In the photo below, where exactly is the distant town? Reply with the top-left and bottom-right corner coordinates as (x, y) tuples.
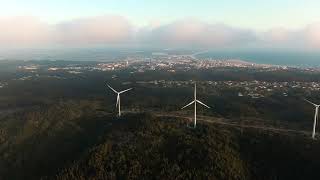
(17, 54), (319, 73)
(1, 55), (317, 100)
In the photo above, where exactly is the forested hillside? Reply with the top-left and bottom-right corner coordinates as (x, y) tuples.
(1, 101), (320, 179)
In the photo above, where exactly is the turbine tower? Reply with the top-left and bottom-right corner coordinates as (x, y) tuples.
(305, 99), (320, 139)
(181, 83), (210, 128)
(107, 84), (132, 117)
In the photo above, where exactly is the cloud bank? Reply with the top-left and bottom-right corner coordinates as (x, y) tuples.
(0, 15), (320, 49)
(138, 19), (256, 48)
(0, 16), (52, 46)
(55, 16), (133, 44)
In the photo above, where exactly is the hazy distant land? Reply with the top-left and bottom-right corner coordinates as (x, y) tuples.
(1, 48), (320, 67)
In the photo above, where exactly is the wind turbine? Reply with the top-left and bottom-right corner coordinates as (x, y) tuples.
(181, 83), (210, 128)
(305, 99), (320, 139)
(107, 84), (132, 117)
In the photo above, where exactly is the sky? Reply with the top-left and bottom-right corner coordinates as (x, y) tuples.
(0, 0), (320, 49)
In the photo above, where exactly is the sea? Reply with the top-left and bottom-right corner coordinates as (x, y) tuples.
(196, 50), (320, 68)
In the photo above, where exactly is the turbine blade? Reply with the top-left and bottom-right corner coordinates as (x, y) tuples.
(107, 84), (118, 93)
(305, 99), (318, 106)
(116, 94), (120, 107)
(181, 101), (195, 109)
(119, 88), (133, 94)
(196, 100), (210, 108)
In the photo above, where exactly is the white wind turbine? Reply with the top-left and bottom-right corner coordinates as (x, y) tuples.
(305, 99), (320, 139)
(107, 84), (132, 117)
(181, 83), (210, 128)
